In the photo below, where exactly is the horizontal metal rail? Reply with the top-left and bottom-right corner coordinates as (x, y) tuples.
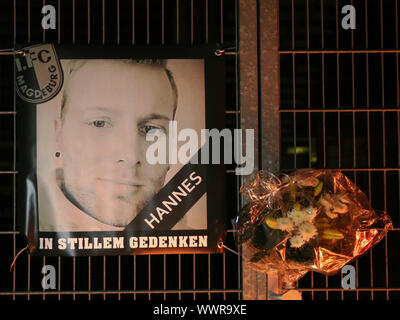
(0, 289), (242, 296)
(279, 50), (400, 54)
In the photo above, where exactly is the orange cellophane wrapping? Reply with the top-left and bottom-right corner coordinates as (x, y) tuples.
(235, 169), (393, 288)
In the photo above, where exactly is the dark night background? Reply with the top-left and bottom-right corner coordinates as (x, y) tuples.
(0, 0), (399, 300)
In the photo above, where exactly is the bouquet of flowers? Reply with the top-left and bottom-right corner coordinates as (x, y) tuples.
(234, 169), (392, 291)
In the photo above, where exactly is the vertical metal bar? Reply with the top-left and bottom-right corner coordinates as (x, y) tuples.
(103, 256), (106, 300)
(351, 0), (356, 170)
(337, 0), (341, 170)
(366, 0), (370, 198)
(148, 255), (151, 300)
(380, 0), (390, 301)
(43, 0), (46, 43)
(132, 0), (135, 44)
(321, 0), (326, 166)
(13, 0), (16, 45)
(118, 256), (121, 300)
(292, 0), (296, 170)
(369, 169), (373, 300)
(291, 0), (294, 50)
(321, 0), (328, 300)
(73, 0), (75, 44)
(43, 256), (46, 300)
(72, 0), (79, 302)
(366, 0), (371, 215)
(179, 254), (182, 300)
(306, 0), (314, 299)
(58, 0), (60, 43)
(205, 0), (208, 44)
(238, 242), (241, 299)
(28, 0), (30, 43)
(355, 257), (359, 299)
(381, 1), (385, 110)
(337, 59), (341, 168)
(396, 0), (399, 107)
(12, 0), (16, 301)
(223, 252), (226, 300)
(117, 0), (120, 45)
(306, 0), (309, 62)
(361, 42), (367, 301)
(27, 255), (31, 300)
(191, 0), (193, 44)
(58, 256), (61, 300)
(162, 0), (164, 45)
(235, 0), (241, 301)
(133, 255), (136, 300)
(381, 0), (386, 161)
(365, 4), (371, 299)
(239, 0), (265, 300)
(306, 0), (311, 163)
(259, 0), (281, 172)
(176, 0), (179, 44)
(163, 255), (167, 299)
(88, 256), (91, 300)
(336, 0), (339, 49)
(193, 254), (196, 299)
(365, 0), (372, 281)
(220, 0), (224, 44)
(88, 0), (90, 44)
(384, 169), (389, 299)
(102, 0), (105, 44)
(146, 0), (149, 45)
(208, 254), (211, 300)
(396, 6), (400, 290)
(380, 0), (384, 50)
(73, 257), (76, 300)
(260, 0), (282, 299)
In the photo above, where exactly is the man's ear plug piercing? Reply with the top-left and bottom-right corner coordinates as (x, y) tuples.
(55, 152), (61, 158)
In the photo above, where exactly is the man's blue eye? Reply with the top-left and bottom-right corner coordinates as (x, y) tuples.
(145, 126), (157, 133)
(88, 120), (111, 128)
(141, 125), (164, 135)
(93, 120), (105, 127)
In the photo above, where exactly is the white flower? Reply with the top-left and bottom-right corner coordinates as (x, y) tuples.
(319, 193), (349, 219)
(298, 222), (317, 242)
(276, 217), (294, 232)
(287, 208), (306, 225)
(287, 206), (317, 225)
(289, 235), (306, 248)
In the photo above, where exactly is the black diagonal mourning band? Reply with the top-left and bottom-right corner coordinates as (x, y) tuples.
(124, 149), (207, 231)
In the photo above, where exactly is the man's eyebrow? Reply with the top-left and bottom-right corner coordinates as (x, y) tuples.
(83, 106), (117, 113)
(137, 113), (170, 122)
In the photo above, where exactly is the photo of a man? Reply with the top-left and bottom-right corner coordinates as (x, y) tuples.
(37, 58), (207, 232)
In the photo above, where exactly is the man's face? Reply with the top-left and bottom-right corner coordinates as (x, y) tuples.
(57, 60), (174, 227)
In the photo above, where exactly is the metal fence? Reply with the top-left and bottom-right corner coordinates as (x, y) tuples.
(279, 0), (400, 300)
(0, 0), (242, 301)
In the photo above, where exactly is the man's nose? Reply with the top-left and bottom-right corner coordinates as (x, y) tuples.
(114, 132), (142, 167)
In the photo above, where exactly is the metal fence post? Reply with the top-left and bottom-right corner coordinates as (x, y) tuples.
(239, 0), (266, 300)
(258, 0), (287, 300)
(240, 0), (293, 300)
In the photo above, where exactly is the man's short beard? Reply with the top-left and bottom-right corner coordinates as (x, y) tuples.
(56, 167), (167, 228)
(60, 180), (157, 228)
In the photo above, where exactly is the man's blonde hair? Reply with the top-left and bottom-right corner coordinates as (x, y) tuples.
(60, 59), (178, 121)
